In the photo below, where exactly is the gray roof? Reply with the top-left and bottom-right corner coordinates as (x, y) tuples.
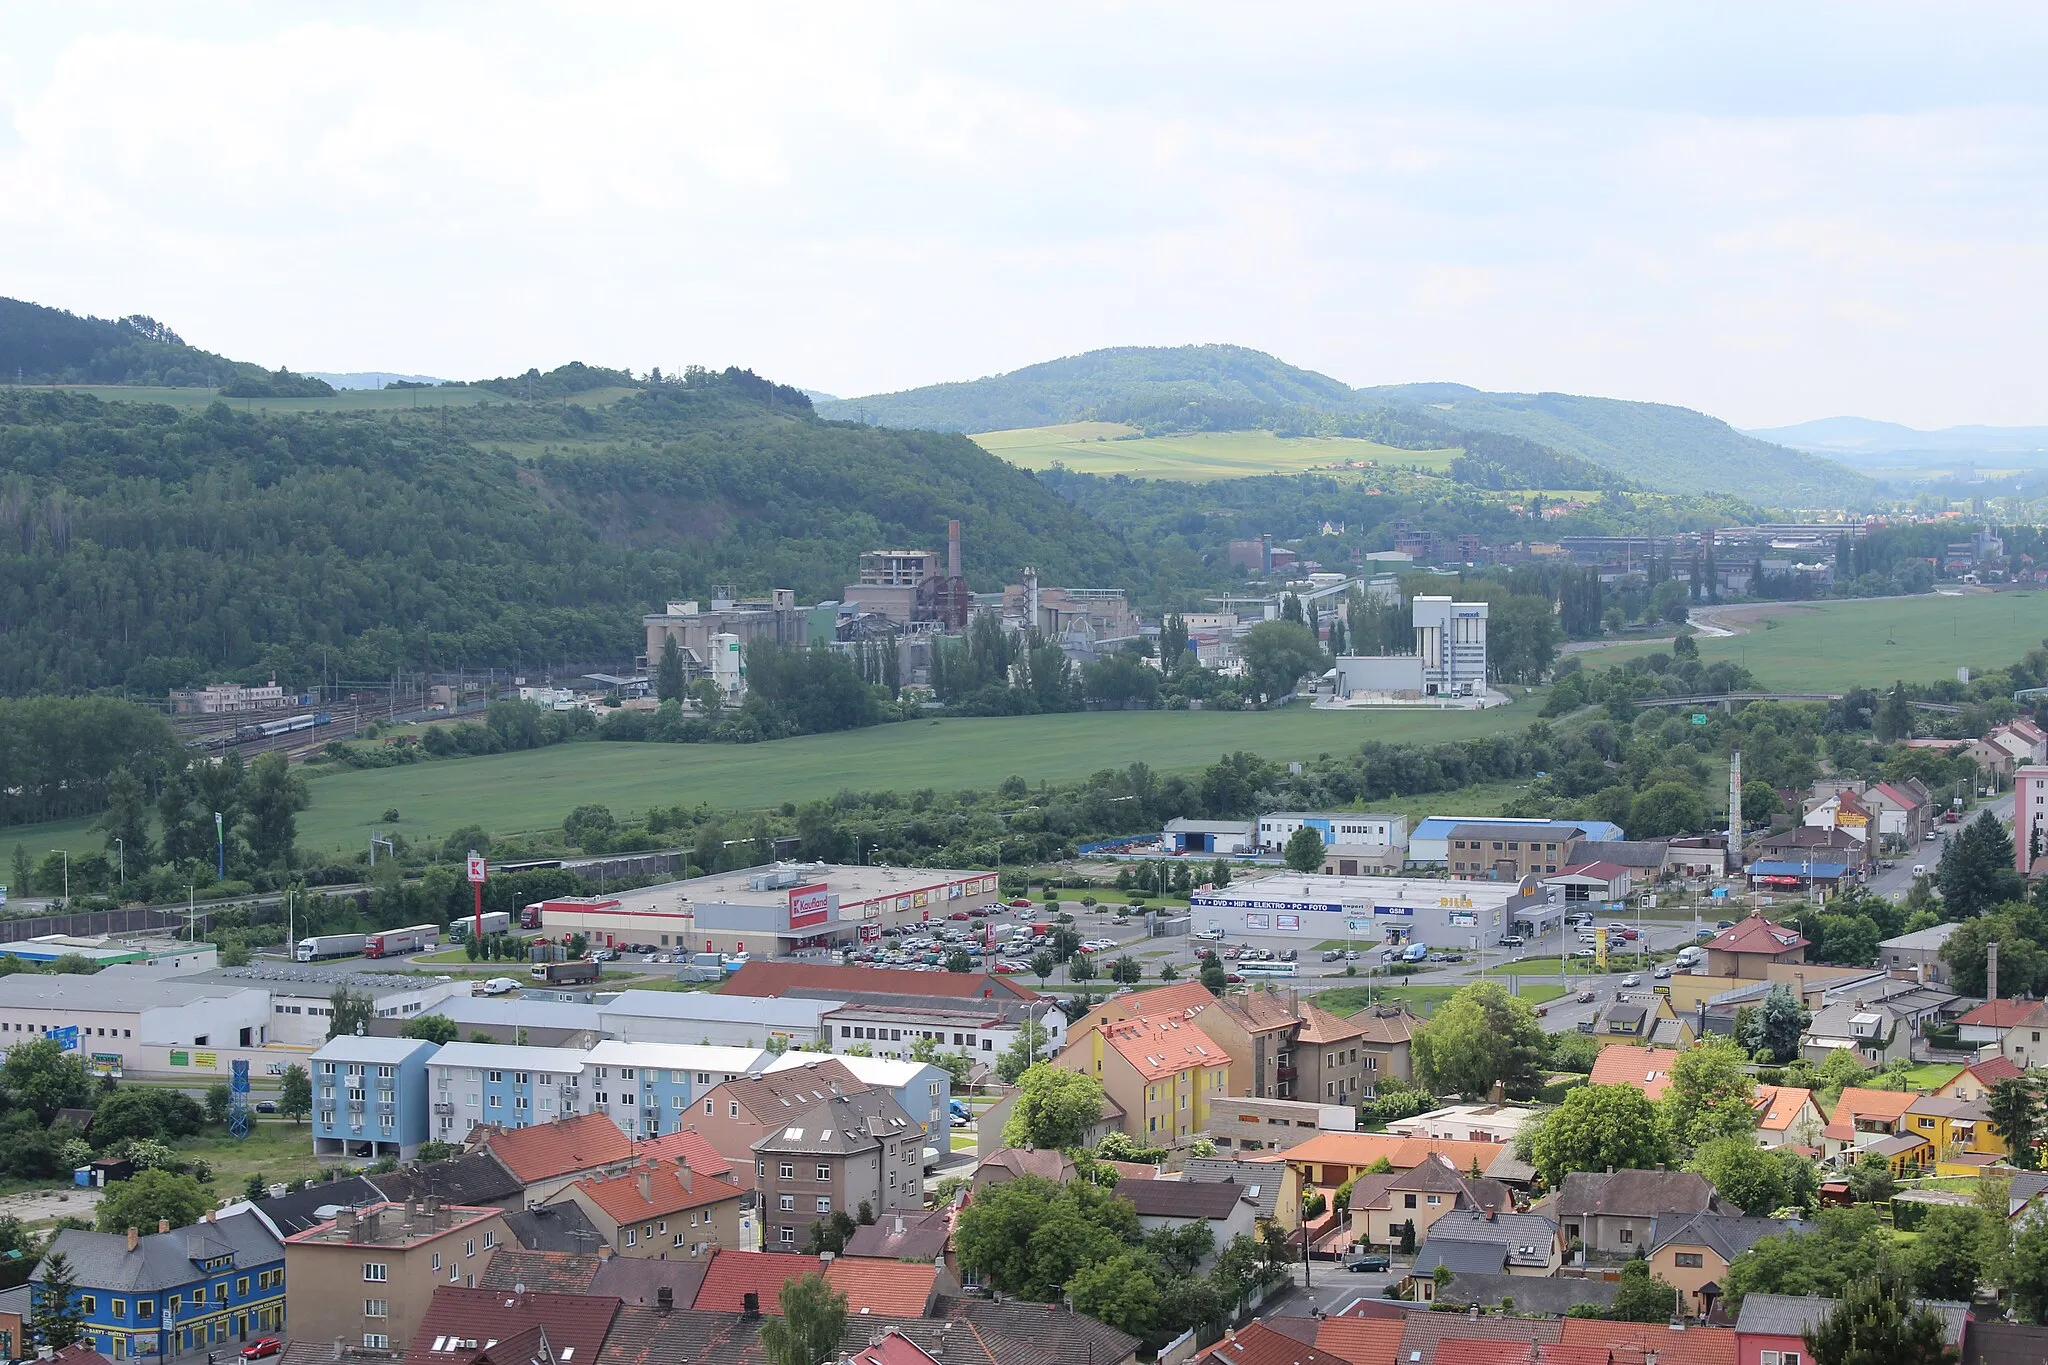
(1412, 1240), (1507, 1276)
(1567, 839), (1667, 869)
(1648, 1017), (1691, 1046)
(0, 974), (256, 1010)
(1736, 1292), (1969, 1346)
(1435, 1272), (1618, 1316)
(424, 996), (604, 1031)
(845, 1208), (952, 1261)
(310, 1035), (440, 1064)
(1421, 1208), (1558, 1268)
(751, 1089), (918, 1155)
(369, 1151), (522, 1206)
(176, 964), (458, 997)
(1648, 1213), (1808, 1263)
(502, 1201), (605, 1254)
(36, 1211), (282, 1293)
(1484, 1148), (1537, 1186)
(600, 990), (842, 1027)
(1117, 1178), (1250, 1221)
(2009, 1171), (2048, 1217)
(1185, 1159), (1280, 1218)
(1557, 1170), (1722, 1219)
(253, 1176), (383, 1235)
(1880, 923), (1963, 951)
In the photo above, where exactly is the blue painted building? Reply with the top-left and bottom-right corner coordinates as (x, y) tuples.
(311, 1035), (440, 1162)
(33, 1211), (285, 1360)
(425, 1040), (770, 1141)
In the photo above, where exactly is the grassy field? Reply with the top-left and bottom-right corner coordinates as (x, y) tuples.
(1585, 591), (2048, 692)
(286, 700), (1533, 855)
(35, 384), (641, 416)
(972, 423), (1459, 481)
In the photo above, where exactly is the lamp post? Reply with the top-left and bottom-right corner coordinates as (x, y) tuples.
(49, 850), (67, 904)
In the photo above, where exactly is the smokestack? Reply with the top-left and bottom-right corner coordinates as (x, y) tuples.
(1989, 940), (2000, 1003)
(1728, 749), (1742, 870)
(947, 520), (962, 582)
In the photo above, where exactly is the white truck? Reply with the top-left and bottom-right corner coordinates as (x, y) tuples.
(294, 933), (366, 962)
(451, 911), (512, 941)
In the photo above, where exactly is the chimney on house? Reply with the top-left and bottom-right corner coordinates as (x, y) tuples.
(741, 1291), (761, 1319)
(656, 1287), (673, 1315)
(637, 1167), (653, 1203)
(678, 1164), (693, 1194)
(126, 1226), (139, 1252)
(158, 1218), (170, 1234)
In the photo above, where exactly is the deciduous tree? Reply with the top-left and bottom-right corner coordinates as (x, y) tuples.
(760, 1273), (848, 1365)
(1413, 981), (1546, 1100)
(1002, 1065), (1104, 1150)
(1803, 1268), (1954, 1365)
(1524, 1084), (1674, 1189)
(1661, 1038), (1758, 1149)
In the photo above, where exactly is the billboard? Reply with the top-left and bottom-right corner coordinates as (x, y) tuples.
(788, 884), (831, 930)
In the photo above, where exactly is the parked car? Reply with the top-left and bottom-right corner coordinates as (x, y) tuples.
(1570, 948), (1595, 959)
(1345, 1254), (1391, 1273)
(1321, 949), (1344, 962)
(253, 1100), (279, 1114)
(1196, 927), (1227, 940)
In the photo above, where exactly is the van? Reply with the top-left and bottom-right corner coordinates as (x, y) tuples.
(1402, 942), (1429, 964)
(1912, 864), (1926, 877)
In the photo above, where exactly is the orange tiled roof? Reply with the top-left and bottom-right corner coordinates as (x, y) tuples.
(1961, 1056), (2025, 1088)
(1314, 1314), (1403, 1364)
(1098, 1012), (1231, 1081)
(1200, 1322), (1355, 1365)
(691, 1249), (825, 1313)
(1557, 1318), (1736, 1365)
(1116, 981), (1222, 1019)
(1823, 1086), (1920, 1141)
(1298, 1002), (1368, 1045)
(570, 1158), (742, 1224)
(1958, 998), (2042, 1029)
(823, 1256), (939, 1318)
(635, 1128), (733, 1178)
(1247, 1131), (1512, 1174)
(473, 1113), (635, 1183)
(1589, 1044), (1680, 1098)
(1753, 1085), (1814, 1132)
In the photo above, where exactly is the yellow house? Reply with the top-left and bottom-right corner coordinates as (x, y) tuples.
(1902, 1095), (2008, 1173)
(1934, 1056), (2025, 1103)
(1647, 1213), (1797, 1317)
(1865, 1131), (1934, 1177)
(1051, 1009), (1230, 1146)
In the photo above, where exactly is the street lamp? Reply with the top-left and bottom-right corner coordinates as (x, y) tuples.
(49, 851), (67, 904)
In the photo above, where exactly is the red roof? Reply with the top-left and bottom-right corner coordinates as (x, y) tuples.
(1589, 1045), (1680, 1099)
(823, 1256), (940, 1318)
(1438, 1343), (1613, 1365)
(1964, 1056), (2025, 1087)
(1397, 1317), (1562, 1365)
(1315, 1315), (1404, 1364)
(1704, 916), (1809, 957)
(845, 1331), (942, 1365)
(634, 1128), (733, 1178)
(570, 1158), (743, 1224)
(720, 961), (1040, 1002)
(690, 1249), (824, 1313)
(1557, 1318), (1737, 1365)
(1959, 999), (2041, 1029)
(1550, 861), (1633, 881)
(475, 1113), (634, 1184)
(1200, 1322), (1356, 1365)
(404, 1285), (621, 1365)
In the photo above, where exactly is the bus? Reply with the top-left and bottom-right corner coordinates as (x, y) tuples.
(1236, 961), (1298, 979)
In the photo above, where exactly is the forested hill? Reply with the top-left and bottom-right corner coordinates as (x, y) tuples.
(821, 344), (1875, 507)
(1361, 383), (1880, 508)
(0, 296), (332, 394)
(0, 370), (1137, 695)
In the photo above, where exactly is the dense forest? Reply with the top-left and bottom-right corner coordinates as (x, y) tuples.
(0, 297), (329, 392)
(0, 372), (1139, 694)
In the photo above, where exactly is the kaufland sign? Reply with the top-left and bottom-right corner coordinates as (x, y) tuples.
(788, 884), (832, 930)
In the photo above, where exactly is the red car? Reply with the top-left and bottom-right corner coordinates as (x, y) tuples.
(949, 911), (972, 921)
(242, 1341), (284, 1361)
(992, 961), (1023, 973)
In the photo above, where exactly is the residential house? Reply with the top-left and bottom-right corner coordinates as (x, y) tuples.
(466, 1112), (637, 1203)
(1821, 1087), (1922, 1160)
(34, 1211), (285, 1362)
(1589, 1044), (1680, 1098)
(933, 1295), (1140, 1365)
(1194, 1321), (1352, 1365)
(2000, 1001), (2048, 1068)
(1051, 1009), (1230, 1146)
(968, 1147), (1074, 1193)
(1968, 1322), (2048, 1365)
(1558, 1318), (1740, 1365)
(1863, 780), (1934, 849)
(1349, 1154), (1515, 1249)
(765, 1052), (951, 1137)
(1735, 1292), (1968, 1365)
(1799, 999), (1910, 1070)
(1584, 992), (1696, 1049)
(1990, 720), (2048, 767)
(1878, 923), (1960, 986)
(1750, 1085), (1825, 1150)
(475, 1248), (603, 1295)
(1704, 916), (1810, 981)
(1665, 836), (1731, 879)
(685, 1059), (873, 1175)
(845, 1205), (954, 1273)
(1116, 1179), (1260, 1255)
(843, 1327), (944, 1365)
(1351, 1005), (1420, 1093)
(405, 1284), (620, 1365)
(2022, 765), (2048, 876)
(1206, 1095), (1355, 1154)
(311, 1035), (440, 1163)
(752, 1089), (924, 1250)
(1865, 1131), (1935, 1177)
(1900, 1095), (2007, 1172)
(1292, 1003), (1371, 1107)
(1935, 1055), (2023, 1103)
(499, 1202), (606, 1254)
(1958, 998), (2039, 1050)
(1555, 1169), (1725, 1257)
(1207, 990), (1307, 1100)
(369, 1152), (527, 1213)
(1750, 824), (1868, 874)
(1260, 1133), (1531, 1229)
(1410, 1207), (1561, 1293)
(688, 1248), (939, 1318)
(1185, 1158), (1283, 1222)
(1647, 1214), (1806, 1317)
(284, 1201), (510, 1353)
(0, 1283), (28, 1360)
(1428, 1273), (1620, 1318)
(552, 1157), (745, 1259)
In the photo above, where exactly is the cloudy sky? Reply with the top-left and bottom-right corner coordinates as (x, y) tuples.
(3, 3), (2044, 428)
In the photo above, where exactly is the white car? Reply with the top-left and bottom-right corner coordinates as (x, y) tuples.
(1621, 974), (1642, 987)
(1196, 928), (1228, 941)
(1570, 948), (1596, 959)
(481, 977), (520, 995)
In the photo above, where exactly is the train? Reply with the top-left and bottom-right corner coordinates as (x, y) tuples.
(232, 712), (334, 742)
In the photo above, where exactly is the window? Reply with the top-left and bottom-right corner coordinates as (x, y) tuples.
(1618, 1229), (1634, 1245)
(705, 1099), (714, 1114)
(487, 1070), (503, 1083)
(112, 1301), (126, 1320)
(817, 1164), (831, 1181)
(816, 1197), (832, 1213)
(80, 1296), (96, 1314)
(138, 1302), (155, 1320)
(731, 1102), (740, 1117)
(363, 1264), (388, 1282)
(624, 1229), (638, 1247)
(483, 1231), (496, 1249)
(431, 1254), (442, 1272)
(192, 1287), (206, 1305)
(464, 1240), (475, 1257)
(1675, 1253), (1704, 1268)
(364, 1300), (388, 1318)
(779, 1227), (796, 1245)
(363, 1336), (390, 1351)
(780, 1163), (796, 1179)
(780, 1195), (795, 1211)
(1403, 1194), (1417, 1209)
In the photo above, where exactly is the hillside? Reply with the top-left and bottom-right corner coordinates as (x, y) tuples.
(0, 370), (1137, 695)
(0, 296), (330, 393)
(1359, 383), (1877, 506)
(821, 345), (1875, 507)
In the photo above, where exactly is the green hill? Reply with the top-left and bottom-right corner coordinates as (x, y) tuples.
(0, 296), (331, 394)
(1362, 383), (1879, 508)
(822, 345), (1875, 507)
(0, 370), (1137, 696)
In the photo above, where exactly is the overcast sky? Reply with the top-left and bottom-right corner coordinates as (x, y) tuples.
(3, 4), (2044, 428)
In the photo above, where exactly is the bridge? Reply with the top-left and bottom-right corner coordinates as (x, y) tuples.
(1632, 691), (1963, 714)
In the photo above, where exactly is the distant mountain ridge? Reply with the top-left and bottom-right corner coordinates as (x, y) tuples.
(819, 345), (1876, 508)
(1749, 415), (2048, 456)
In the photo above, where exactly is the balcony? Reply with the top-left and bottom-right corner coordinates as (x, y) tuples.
(1276, 1065), (1298, 1083)
(432, 1102), (454, 1115)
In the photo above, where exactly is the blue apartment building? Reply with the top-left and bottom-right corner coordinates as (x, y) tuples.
(33, 1211), (286, 1359)
(311, 1036), (440, 1162)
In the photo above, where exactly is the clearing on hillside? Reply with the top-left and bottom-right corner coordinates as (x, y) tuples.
(974, 423), (1459, 481)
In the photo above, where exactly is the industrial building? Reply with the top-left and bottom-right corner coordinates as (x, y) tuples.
(597, 989), (840, 1048)
(0, 972), (272, 1055)
(525, 862), (1000, 957)
(842, 521), (972, 630)
(1407, 816), (1624, 866)
(0, 935), (217, 972)
(639, 589), (808, 703)
(1328, 595), (1490, 699)
(1189, 872), (1545, 948)
(1256, 812), (1408, 854)
(174, 965), (469, 1047)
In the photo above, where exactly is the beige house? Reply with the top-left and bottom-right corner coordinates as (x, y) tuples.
(753, 1089), (924, 1251)
(1647, 1214), (1804, 1316)
(1348, 1154), (1514, 1249)
(282, 1201), (509, 1353)
(686, 1059), (873, 1174)
(1350, 1005), (1419, 1093)
(550, 1156), (746, 1259)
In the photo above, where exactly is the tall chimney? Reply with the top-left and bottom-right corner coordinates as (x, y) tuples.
(126, 1226), (139, 1253)
(1989, 940), (2000, 1003)
(637, 1168), (653, 1203)
(947, 520), (962, 582)
(1727, 749), (1742, 871)
(158, 1218), (170, 1234)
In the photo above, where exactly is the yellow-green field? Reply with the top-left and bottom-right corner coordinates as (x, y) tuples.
(1585, 590), (2048, 693)
(972, 422), (1459, 481)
